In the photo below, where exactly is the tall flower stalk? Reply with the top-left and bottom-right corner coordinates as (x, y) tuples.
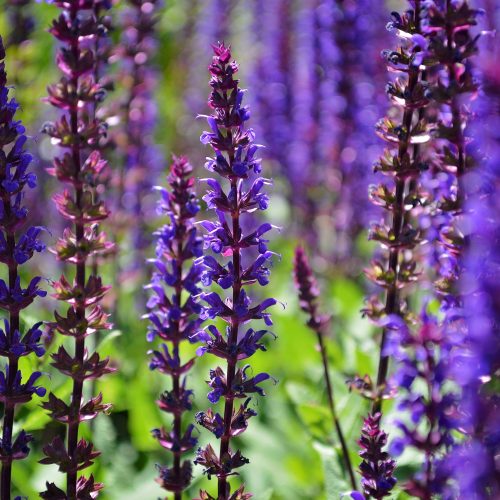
(424, 1), (480, 307)
(192, 42), (276, 500)
(364, 0), (431, 413)
(145, 156), (203, 499)
(115, 0), (163, 276)
(328, 0), (389, 262)
(249, 0), (292, 190)
(293, 247), (356, 490)
(39, 3), (114, 497)
(0, 35), (46, 500)
(438, 29), (500, 499)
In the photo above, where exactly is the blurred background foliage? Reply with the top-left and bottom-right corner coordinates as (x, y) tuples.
(0, 1), (418, 498)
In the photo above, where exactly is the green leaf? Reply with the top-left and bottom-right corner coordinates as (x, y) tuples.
(313, 441), (351, 500)
(97, 328), (122, 350)
(257, 488), (275, 500)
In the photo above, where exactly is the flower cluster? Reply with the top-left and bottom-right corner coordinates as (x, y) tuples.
(424, 0), (481, 309)
(293, 247), (356, 490)
(114, 0), (164, 271)
(0, 35), (46, 499)
(192, 42), (276, 500)
(249, 0), (292, 197)
(145, 156), (203, 497)
(382, 311), (457, 497)
(40, 3), (114, 497)
(364, 0), (432, 412)
(439, 39), (500, 499)
(356, 413), (397, 500)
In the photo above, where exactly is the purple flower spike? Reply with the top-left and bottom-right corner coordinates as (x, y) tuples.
(114, 0), (164, 277)
(437, 28), (500, 499)
(387, 308), (458, 497)
(250, 0), (387, 261)
(39, 3), (115, 498)
(358, 413), (397, 500)
(0, 35), (46, 499)
(424, 1), (481, 310)
(365, 0), (434, 414)
(193, 43), (277, 500)
(146, 156), (203, 497)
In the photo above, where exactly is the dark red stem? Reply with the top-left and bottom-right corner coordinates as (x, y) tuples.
(66, 5), (86, 498)
(172, 235), (185, 500)
(0, 229), (20, 499)
(218, 174), (240, 500)
(316, 331), (357, 490)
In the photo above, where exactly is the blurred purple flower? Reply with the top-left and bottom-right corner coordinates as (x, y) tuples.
(440, 34), (500, 499)
(327, 0), (388, 258)
(250, 0), (387, 261)
(4, 0), (35, 48)
(114, 0), (164, 274)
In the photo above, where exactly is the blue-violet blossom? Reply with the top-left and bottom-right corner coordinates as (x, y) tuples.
(145, 156), (203, 498)
(0, 35), (46, 500)
(192, 42), (277, 500)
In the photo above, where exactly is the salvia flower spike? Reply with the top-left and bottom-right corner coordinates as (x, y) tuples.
(193, 42), (277, 500)
(327, 0), (389, 262)
(383, 311), (457, 498)
(145, 156), (203, 498)
(249, 0), (292, 211)
(439, 42), (500, 499)
(40, 2), (114, 497)
(0, 35), (46, 500)
(356, 413), (397, 500)
(293, 246), (356, 490)
(424, 1), (480, 308)
(364, 0), (432, 413)
(115, 0), (163, 273)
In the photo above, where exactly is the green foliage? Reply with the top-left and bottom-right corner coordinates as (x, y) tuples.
(313, 442), (350, 500)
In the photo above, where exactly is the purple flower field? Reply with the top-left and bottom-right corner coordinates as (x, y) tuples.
(0, 0), (498, 498)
